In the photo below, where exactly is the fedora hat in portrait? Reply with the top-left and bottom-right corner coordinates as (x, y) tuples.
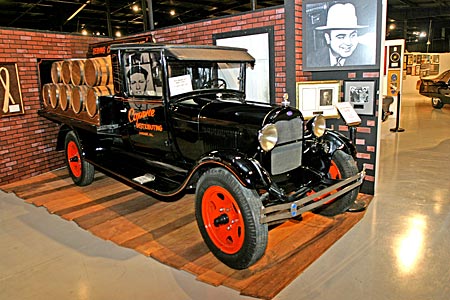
(316, 3), (368, 30)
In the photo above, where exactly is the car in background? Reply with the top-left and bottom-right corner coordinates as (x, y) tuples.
(418, 69), (450, 108)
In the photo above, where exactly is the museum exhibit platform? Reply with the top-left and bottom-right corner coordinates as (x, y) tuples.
(0, 168), (372, 299)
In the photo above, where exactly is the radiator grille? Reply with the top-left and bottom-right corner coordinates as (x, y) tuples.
(275, 118), (303, 144)
(271, 118), (303, 175)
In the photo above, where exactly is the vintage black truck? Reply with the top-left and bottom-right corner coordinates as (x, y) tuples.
(38, 42), (365, 269)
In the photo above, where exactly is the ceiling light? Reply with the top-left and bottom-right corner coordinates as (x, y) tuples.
(389, 23), (396, 30)
(132, 4), (139, 12)
(115, 31), (122, 38)
(170, 10), (176, 16)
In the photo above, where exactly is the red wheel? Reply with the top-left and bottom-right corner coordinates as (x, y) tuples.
(64, 131), (95, 186)
(67, 140), (82, 178)
(201, 186), (245, 254)
(314, 150), (359, 216)
(195, 168), (267, 269)
(328, 160), (341, 179)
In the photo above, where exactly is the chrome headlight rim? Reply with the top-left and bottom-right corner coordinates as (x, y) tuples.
(258, 123), (278, 152)
(312, 115), (326, 138)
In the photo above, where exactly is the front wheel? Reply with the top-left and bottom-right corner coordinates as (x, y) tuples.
(315, 150), (359, 216)
(64, 131), (95, 186)
(195, 168), (268, 269)
(431, 97), (444, 109)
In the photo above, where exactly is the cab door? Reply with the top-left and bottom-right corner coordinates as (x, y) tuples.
(122, 50), (172, 159)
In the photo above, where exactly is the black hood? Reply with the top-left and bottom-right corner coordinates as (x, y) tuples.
(199, 100), (301, 127)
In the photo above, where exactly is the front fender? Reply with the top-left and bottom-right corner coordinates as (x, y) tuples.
(322, 130), (357, 158)
(195, 150), (272, 190)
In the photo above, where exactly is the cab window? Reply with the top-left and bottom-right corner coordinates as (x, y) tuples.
(124, 51), (163, 97)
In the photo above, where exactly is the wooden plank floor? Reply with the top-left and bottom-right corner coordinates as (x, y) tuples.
(1, 169), (372, 299)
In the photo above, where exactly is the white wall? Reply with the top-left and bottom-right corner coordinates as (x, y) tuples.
(402, 52), (450, 94)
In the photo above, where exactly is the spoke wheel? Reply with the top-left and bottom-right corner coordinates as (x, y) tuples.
(195, 168), (268, 269)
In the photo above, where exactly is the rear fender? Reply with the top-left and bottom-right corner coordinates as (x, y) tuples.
(56, 125), (98, 161)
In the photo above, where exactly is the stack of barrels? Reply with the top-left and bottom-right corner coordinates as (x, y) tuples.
(42, 56), (114, 118)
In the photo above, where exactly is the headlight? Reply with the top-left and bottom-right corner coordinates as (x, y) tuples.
(312, 115), (326, 137)
(258, 124), (278, 152)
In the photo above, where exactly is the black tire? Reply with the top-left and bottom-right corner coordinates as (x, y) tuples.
(64, 131), (95, 186)
(315, 150), (359, 216)
(195, 168), (268, 269)
(431, 98), (444, 109)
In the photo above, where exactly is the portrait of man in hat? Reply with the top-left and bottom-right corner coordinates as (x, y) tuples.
(303, 1), (378, 70)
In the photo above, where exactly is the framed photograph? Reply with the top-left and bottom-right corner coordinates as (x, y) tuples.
(406, 66), (412, 75)
(416, 55), (422, 64)
(407, 54), (413, 65)
(296, 80), (340, 119)
(344, 80), (375, 115)
(0, 63), (25, 117)
(302, 0), (381, 71)
(433, 55), (440, 64)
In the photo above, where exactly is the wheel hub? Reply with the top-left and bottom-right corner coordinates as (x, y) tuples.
(214, 213), (229, 227)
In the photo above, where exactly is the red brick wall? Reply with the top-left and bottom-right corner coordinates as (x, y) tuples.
(0, 28), (108, 184)
(150, 7), (290, 102)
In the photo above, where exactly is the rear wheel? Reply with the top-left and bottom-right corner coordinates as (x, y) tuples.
(64, 131), (95, 186)
(431, 97), (444, 109)
(315, 150), (359, 216)
(195, 168), (268, 269)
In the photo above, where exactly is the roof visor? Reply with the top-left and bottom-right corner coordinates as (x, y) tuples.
(166, 46), (255, 64)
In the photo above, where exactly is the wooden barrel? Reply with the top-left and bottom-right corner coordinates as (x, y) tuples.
(86, 85), (114, 117)
(71, 85), (88, 114)
(42, 83), (52, 107)
(84, 56), (112, 87)
(70, 59), (86, 85)
(59, 84), (73, 111)
(49, 84), (61, 109)
(51, 61), (63, 84)
(61, 60), (72, 84)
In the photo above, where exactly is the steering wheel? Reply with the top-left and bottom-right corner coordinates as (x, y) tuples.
(203, 78), (227, 89)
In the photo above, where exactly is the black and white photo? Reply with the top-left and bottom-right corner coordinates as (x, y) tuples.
(302, 0), (380, 71)
(344, 80), (375, 115)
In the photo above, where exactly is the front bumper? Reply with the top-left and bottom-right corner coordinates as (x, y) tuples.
(260, 167), (366, 224)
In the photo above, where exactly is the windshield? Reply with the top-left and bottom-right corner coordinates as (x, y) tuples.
(167, 61), (244, 97)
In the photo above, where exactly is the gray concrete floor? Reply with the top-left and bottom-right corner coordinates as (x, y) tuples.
(1, 93), (449, 300)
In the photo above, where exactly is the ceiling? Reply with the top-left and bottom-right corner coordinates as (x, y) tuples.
(1, 0), (450, 52)
(0, 0), (284, 36)
(387, 0), (450, 51)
